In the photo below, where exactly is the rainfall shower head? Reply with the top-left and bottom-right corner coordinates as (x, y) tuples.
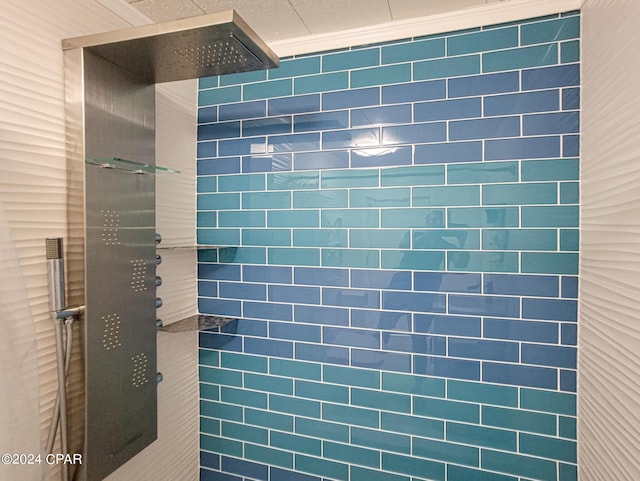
(62, 10), (279, 83)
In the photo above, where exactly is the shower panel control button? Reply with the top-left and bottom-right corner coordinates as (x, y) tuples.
(155, 255), (162, 265)
(155, 276), (163, 287)
(156, 373), (164, 384)
(155, 298), (163, 309)
(156, 319), (163, 330)
(155, 233), (162, 244)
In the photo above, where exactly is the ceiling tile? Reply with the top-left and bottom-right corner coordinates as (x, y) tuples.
(388, 0), (488, 20)
(128, 0), (205, 22)
(289, 0), (392, 34)
(193, 0), (310, 41)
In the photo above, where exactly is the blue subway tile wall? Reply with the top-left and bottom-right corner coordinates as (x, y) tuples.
(198, 13), (579, 481)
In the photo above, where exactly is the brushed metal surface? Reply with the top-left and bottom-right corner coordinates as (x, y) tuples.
(62, 10), (278, 83)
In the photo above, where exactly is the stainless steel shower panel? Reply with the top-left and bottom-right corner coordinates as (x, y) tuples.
(62, 10), (278, 83)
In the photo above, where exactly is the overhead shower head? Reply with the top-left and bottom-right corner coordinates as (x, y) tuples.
(62, 10), (279, 83)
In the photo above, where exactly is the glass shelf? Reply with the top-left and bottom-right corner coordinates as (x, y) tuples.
(86, 157), (180, 174)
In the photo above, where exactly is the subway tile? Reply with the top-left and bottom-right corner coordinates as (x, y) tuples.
(482, 405), (556, 435)
(269, 247), (320, 266)
(269, 284), (320, 305)
(414, 314), (482, 337)
(268, 132), (320, 153)
(450, 116), (520, 141)
(414, 355), (481, 381)
(447, 465), (517, 481)
(484, 318), (559, 343)
(199, 299), (242, 319)
(447, 422), (516, 451)
(415, 141), (483, 164)
(199, 76), (218, 89)
(269, 358), (321, 381)
(352, 388), (409, 413)
(199, 348), (220, 368)
(322, 87), (380, 111)
(561, 276), (579, 298)
(218, 211), (265, 228)
(447, 380), (517, 407)
(324, 365), (380, 389)
(197, 212), (217, 228)
(381, 208), (444, 228)
(483, 363), (557, 389)
(198, 105), (218, 124)
(483, 229), (557, 251)
(561, 370), (577, 392)
(351, 146), (412, 168)
(200, 400), (242, 422)
(482, 450), (557, 481)
(322, 248), (379, 269)
(323, 127), (380, 150)
(241, 229), (290, 247)
(414, 55), (481, 80)
(244, 372), (293, 394)
(522, 344), (576, 368)
(349, 229), (408, 249)
(351, 269), (411, 290)
(200, 451), (220, 470)
(322, 403), (379, 428)
(198, 86), (241, 106)
(449, 161), (519, 184)
(523, 298), (577, 321)
(323, 442), (380, 468)
(322, 209), (379, 228)
(242, 191), (291, 210)
(268, 171), (319, 190)
(413, 396), (479, 423)
(198, 121), (240, 141)
(222, 421), (268, 445)
(269, 56), (320, 79)
(383, 291), (446, 313)
(198, 157), (238, 176)
(382, 413), (443, 442)
(521, 16), (580, 44)
(198, 229), (240, 246)
(245, 408), (293, 431)
(352, 64), (411, 88)
(414, 272), (481, 293)
(242, 154), (292, 173)
(323, 48), (380, 72)
(270, 433), (321, 457)
(294, 111), (349, 132)
(382, 454), (444, 481)
(350, 187), (410, 208)
(382, 38), (445, 63)
(201, 435), (243, 458)
(562, 88), (580, 110)
(219, 100), (266, 121)
(199, 366), (242, 387)
(293, 229), (348, 248)
(449, 338), (519, 362)
(560, 463), (578, 481)
(522, 206), (579, 227)
(197, 141), (217, 159)
(268, 94), (320, 115)
(352, 427), (411, 454)
(485, 90), (559, 116)
(324, 326), (380, 349)
(270, 321), (321, 343)
(268, 210), (319, 228)
(220, 69), (267, 86)
(381, 165), (444, 187)
(448, 207), (519, 228)
(485, 136), (561, 160)
(351, 309), (412, 332)
(245, 445), (293, 470)
(294, 267), (349, 287)
(561, 324), (578, 346)
(352, 105), (411, 127)
(295, 342), (349, 365)
(321, 169), (379, 189)
(294, 150), (349, 170)
(243, 116), (292, 137)
(270, 394), (320, 419)
(352, 349), (412, 373)
(218, 173), (265, 192)
(563, 134), (580, 157)
(524, 112), (580, 135)
(415, 98), (481, 122)
(244, 337), (293, 359)
(382, 123), (446, 145)
(243, 265), (292, 284)
(295, 418), (349, 443)
(219, 281), (266, 301)
(322, 287), (380, 309)
(483, 182), (557, 205)
(382, 79), (446, 104)
(198, 280), (218, 298)
(522, 64), (580, 90)
(381, 250), (445, 271)
(244, 301), (292, 321)
(560, 182), (579, 204)
(295, 454), (348, 480)
(520, 433), (577, 463)
(383, 332), (446, 355)
(521, 388), (576, 416)
(448, 27), (518, 55)
(414, 185), (481, 207)
(448, 72), (519, 97)
(295, 305), (349, 326)
(296, 379), (349, 403)
(413, 437), (479, 467)
(484, 44), (558, 72)
(449, 294), (520, 318)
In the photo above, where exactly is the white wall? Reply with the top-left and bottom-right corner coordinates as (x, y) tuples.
(0, 1), (198, 480)
(581, 1), (640, 480)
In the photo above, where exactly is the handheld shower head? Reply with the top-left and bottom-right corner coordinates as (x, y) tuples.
(46, 238), (66, 312)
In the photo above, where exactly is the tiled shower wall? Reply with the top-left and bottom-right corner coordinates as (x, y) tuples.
(196, 12), (580, 481)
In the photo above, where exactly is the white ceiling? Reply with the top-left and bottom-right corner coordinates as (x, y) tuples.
(127, 0), (508, 42)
